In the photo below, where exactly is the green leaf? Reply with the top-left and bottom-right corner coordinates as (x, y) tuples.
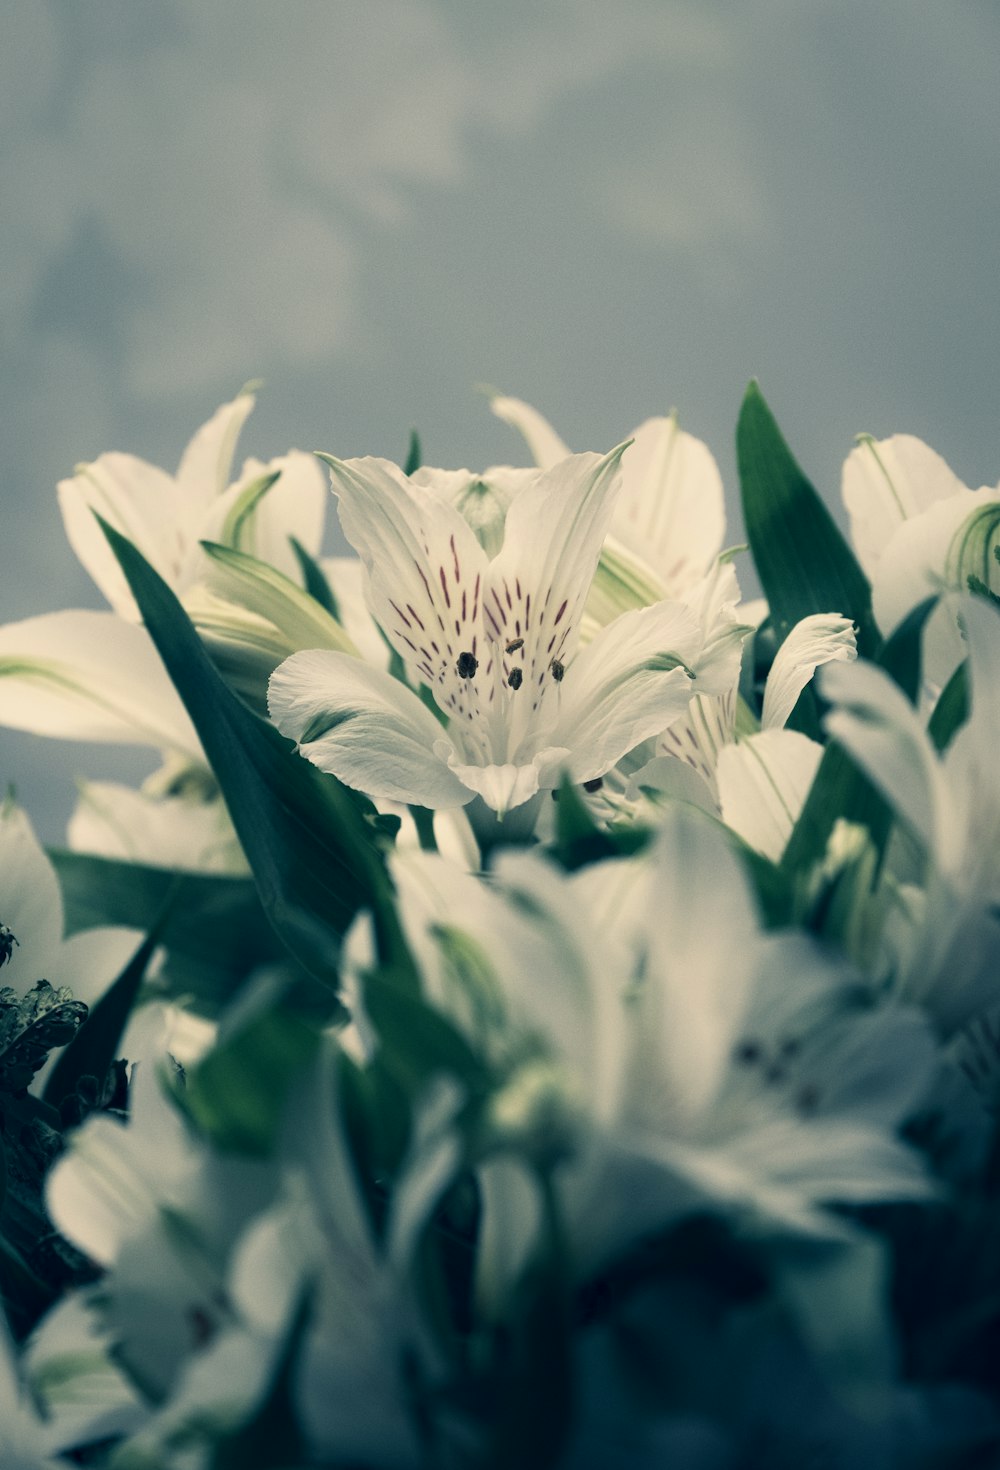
(404, 428), (422, 475)
(289, 535), (339, 618)
(737, 382), (879, 658)
(782, 596), (937, 875)
(43, 928), (159, 1110)
(219, 470), (282, 554)
(929, 660), (969, 752)
(184, 995), (320, 1155)
(97, 517), (407, 982)
(51, 850), (295, 1008)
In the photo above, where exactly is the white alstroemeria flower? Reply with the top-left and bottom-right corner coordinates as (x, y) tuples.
(842, 433), (1000, 687)
(0, 801), (139, 1010)
(370, 812), (934, 1285)
(821, 596), (1000, 1030)
(0, 393), (328, 758)
(46, 1033), (277, 1401)
(59, 392), (326, 621)
(624, 613), (857, 862)
(490, 393), (727, 618)
(269, 448), (744, 821)
(25, 1296), (146, 1458)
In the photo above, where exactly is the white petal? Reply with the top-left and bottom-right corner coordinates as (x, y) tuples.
(717, 728), (824, 861)
(0, 610), (202, 758)
(58, 454), (182, 619)
(636, 806), (759, 1122)
(50, 928), (143, 1009)
(0, 803), (63, 993)
(489, 393), (572, 469)
(320, 557), (391, 669)
(68, 780), (246, 875)
(486, 445), (628, 686)
(871, 487), (983, 639)
(762, 613), (857, 730)
(445, 757), (545, 814)
(322, 455), (491, 722)
(842, 433), (967, 579)
(268, 649), (471, 808)
(612, 415), (726, 596)
(550, 598), (705, 784)
(821, 660), (947, 855)
(174, 392), (255, 514)
(475, 1157), (543, 1317)
(205, 449), (327, 581)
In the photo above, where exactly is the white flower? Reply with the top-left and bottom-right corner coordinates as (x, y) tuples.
(269, 447), (744, 820)
(0, 393), (330, 758)
(626, 613), (857, 862)
(490, 392), (727, 616)
(821, 595), (1000, 1030)
(842, 432), (1000, 687)
(370, 810), (934, 1282)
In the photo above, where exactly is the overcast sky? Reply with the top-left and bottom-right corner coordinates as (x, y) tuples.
(3, 0), (1000, 841)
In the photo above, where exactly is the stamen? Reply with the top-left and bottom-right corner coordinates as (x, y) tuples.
(582, 777), (603, 793)
(506, 637), (524, 654)
(550, 658), (565, 682)
(457, 651), (478, 678)
(508, 667), (523, 690)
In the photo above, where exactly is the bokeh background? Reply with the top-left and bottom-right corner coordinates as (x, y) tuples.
(3, 0), (1000, 841)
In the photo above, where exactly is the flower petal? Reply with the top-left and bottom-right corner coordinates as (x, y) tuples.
(761, 613), (857, 730)
(716, 728), (824, 861)
(174, 391), (256, 516)
(549, 598), (705, 784)
(68, 779), (247, 875)
(821, 659), (946, 855)
(0, 610), (201, 757)
(205, 449), (327, 582)
(485, 445), (629, 756)
(489, 393), (572, 470)
(612, 415), (726, 596)
(268, 649), (471, 808)
(58, 454), (182, 619)
(0, 803), (63, 994)
(841, 433), (967, 579)
(321, 455), (492, 724)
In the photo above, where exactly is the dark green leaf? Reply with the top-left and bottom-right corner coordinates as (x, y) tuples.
(289, 535), (339, 618)
(404, 428), (422, 475)
(97, 518), (408, 982)
(184, 997), (320, 1155)
(51, 850), (293, 1008)
(929, 661), (969, 752)
(43, 928), (159, 1110)
(737, 382), (879, 657)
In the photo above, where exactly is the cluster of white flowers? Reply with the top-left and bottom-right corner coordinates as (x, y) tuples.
(2, 387), (1000, 1467)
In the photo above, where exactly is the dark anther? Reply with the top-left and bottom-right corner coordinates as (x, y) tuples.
(733, 1039), (761, 1065)
(550, 658), (565, 682)
(506, 637), (524, 654)
(583, 777), (604, 793)
(508, 667), (523, 690)
(779, 1037), (801, 1059)
(457, 651), (478, 678)
(795, 1084), (821, 1114)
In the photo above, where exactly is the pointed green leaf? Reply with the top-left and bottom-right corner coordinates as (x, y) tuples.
(97, 518), (407, 982)
(738, 383), (879, 657)
(289, 535), (339, 617)
(43, 928), (159, 1109)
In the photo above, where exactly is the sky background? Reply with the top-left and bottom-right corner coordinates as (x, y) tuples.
(3, 0), (1000, 841)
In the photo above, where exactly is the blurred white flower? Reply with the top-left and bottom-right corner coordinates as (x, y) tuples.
(822, 595), (1000, 1030)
